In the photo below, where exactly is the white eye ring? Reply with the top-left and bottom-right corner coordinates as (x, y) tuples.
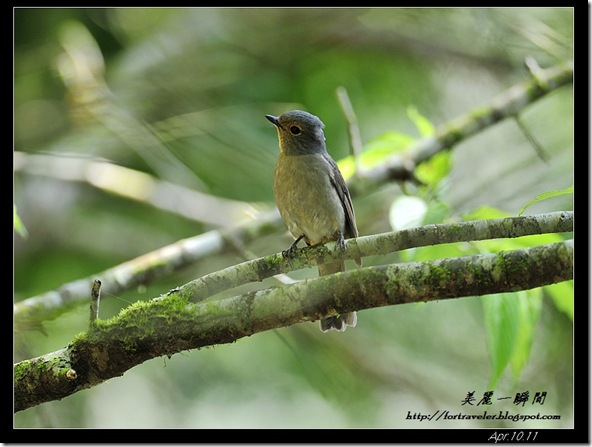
(290, 126), (301, 135)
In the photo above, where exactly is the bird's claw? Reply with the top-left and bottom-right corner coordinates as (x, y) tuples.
(282, 234), (305, 260)
(336, 232), (346, 252)
(282, 243), (298, 260)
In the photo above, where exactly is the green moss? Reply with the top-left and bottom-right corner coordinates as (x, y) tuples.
(69, 293), (198, 348)
(490, 252), (508, 283)
(14, 360), (31, 381)
(170, 284), (203, 303)
(437, 123), (464, 147)
(36, 359), (49, 372)
(428, 263), (451, 287)
(462, 256), (491, 287)
(266, 253), (284, 267)
(446, 223), (465, 239)
(505, 250), (530, 274)
(469, 105), (492, 120)
(502, 218), (515, 234)
(524, 78), (545, 99)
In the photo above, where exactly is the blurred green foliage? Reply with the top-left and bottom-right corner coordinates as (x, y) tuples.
(14, 7), (573, 428)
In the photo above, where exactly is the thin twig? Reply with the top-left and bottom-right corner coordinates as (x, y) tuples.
(336, 86), (363, 174)
(89, 279), (102, 328)
(515, 114), (550, 164)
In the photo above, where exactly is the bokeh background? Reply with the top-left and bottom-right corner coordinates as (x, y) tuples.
(14, 8), (573, 428)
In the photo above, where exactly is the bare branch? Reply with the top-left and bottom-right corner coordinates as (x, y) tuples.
(514, 114), (550, 163)
(336, 86), (363, 171)
(89, 279), (101, 329)
(13, 152), (258, 226)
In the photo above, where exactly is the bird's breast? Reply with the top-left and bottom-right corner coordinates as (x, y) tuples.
(273, 153), (346, 245)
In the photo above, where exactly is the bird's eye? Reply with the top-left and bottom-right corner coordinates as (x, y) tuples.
(290, 126), (301, 135)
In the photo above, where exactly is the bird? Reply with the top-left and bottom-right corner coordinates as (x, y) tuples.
(266, 110), (361, 332)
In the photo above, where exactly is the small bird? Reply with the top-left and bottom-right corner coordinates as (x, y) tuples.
(266, 110), (361, 332)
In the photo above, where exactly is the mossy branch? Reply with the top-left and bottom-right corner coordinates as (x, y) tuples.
(14, 61), (573, 326)
(173, 211), (573, 304)
(14, 237), (573, 412)
(14, 210), (283, 327)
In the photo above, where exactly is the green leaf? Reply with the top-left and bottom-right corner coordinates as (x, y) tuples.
(509, 289), (543, 382)
(14, 205), (28, 239)
(337, 130), (414, 179)
(406, 241), (468, 263)
(462, 206), (509, 221)
(364, 130), (414, 155)
(407, 106), (435, 137)
(483, 294), (518, 387)
(464, 205), (569, 383)
(483, 290), (543, 388)
(415, 149), (452, 187)
(544, 281), (573, 321)
(518, 185), (573, 216)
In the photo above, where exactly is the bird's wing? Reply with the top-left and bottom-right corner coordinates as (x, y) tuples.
(323, 153), (358, 239)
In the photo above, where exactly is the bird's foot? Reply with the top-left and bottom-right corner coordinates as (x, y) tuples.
(336, 232), (346, 253)
(282, 234), (305, 260)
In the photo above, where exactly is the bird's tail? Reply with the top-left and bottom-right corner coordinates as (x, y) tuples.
(318, 261), (357, 332)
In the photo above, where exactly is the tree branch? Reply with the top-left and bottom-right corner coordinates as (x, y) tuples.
(13, 152), (258, 226)
(349, 60), (573, 191)
(14, 238), (573, 412)
(14, 61), (573, 327)
(173, 211), (573, 305)
(14, 210), (283, 327)
(15, 211), (572, 328)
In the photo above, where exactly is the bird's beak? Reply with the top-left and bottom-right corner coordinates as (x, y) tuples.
(265, 114), (283, 129)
